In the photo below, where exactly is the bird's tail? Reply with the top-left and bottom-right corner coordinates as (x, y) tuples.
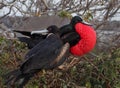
(3, 69), (34, 88)
(13, 30), (31, 37)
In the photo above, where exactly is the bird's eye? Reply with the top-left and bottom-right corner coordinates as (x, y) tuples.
(48, 28), (52, 32)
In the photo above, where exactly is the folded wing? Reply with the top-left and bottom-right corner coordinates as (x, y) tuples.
(21, 33), (70, 74)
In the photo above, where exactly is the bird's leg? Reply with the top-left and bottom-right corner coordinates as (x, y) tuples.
(57, 58), (69, 70)
(69, 58), (77, 66)
(67, 57), (80, 68)
(58, 64), (67, 70)
(58, 56), (80, 70)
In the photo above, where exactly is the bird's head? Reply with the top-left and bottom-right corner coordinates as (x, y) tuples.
(59, 16), (82, 47)
(60, 16), (83, 35)
(46, 25), (61, 37)
(70, 16), (83, 28)
(47, 25), (60, 34)
(31, 25), (60, 36)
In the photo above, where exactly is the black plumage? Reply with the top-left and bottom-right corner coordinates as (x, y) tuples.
(25, 16), (91, 55)
(4, 26), (70, 88)
(14, 16), (82, 49)
(15, 27), (80, 48)
(14, 30), (47, 49)
(59, 24), (80, 47)
(4, 16), (91, 88)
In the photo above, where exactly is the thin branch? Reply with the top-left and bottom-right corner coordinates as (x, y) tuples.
(0, 5), (13, 19)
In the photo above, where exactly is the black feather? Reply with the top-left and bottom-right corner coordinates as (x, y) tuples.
(14, 30), (47, 49)
(4, 32), (70, 87)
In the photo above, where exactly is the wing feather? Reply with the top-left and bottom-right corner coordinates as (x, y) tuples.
(20, 34), (68, 74)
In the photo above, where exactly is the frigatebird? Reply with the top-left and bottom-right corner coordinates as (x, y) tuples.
(14, 16), (96, 56)
(13, 16), (82, 49)
(13, 30), (47, 49)
(4, 25), (70, 88)
(4, 16), (96, 88)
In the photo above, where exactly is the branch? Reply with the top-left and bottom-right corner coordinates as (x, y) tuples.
(0, 5), (13, 19)
(0, 3), (7, 9)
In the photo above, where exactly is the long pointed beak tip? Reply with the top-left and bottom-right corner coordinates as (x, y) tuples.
(31, 29), (49, 35)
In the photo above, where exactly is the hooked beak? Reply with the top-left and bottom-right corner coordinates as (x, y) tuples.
(31, 29), (49, 35)
(82, 21), (92, 26)
(71, 13), (92, 26)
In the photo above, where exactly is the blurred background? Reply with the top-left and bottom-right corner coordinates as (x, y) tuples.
(0, 0), (120, 88)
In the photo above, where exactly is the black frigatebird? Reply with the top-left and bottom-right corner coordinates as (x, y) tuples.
(4, 25), (70, 88)
(13, 16), (96, 56)
(13, 30), (47, 49)
(4, 16), (96, 87)
(13, 16), (83, 49)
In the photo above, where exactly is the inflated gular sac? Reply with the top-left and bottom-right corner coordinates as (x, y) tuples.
(70, 23), (96, 56)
